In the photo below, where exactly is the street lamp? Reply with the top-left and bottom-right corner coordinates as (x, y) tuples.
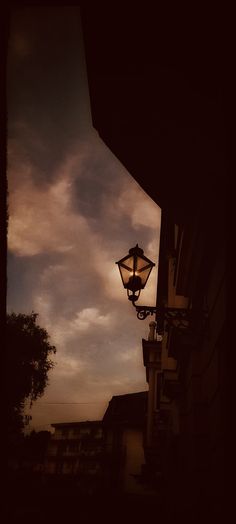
(116, 244), (155, 304)
(116, 244), (190, 326)
(116, 244), (159, 319)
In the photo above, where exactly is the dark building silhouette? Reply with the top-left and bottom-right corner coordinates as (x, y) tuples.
(44, 394), (151, 496)
(103, 391), (150, 495)
(80, 6), (230, 516)
(151, 212), (227, 513)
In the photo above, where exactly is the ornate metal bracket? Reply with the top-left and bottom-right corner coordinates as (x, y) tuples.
(134, 305), (157, 320)
(133, 303), (190, 327)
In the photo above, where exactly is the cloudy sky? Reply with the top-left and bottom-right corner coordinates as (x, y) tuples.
(7, 6), (161, 432)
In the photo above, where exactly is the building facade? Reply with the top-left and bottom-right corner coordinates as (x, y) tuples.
(44, 420), (104, 494)
(141, 213), (227, 514)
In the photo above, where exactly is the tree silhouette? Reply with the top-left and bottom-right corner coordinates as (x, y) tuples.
(6, 312), (56, 450)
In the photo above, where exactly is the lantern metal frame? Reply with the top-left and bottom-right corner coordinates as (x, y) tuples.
(116, 244), (155, 304)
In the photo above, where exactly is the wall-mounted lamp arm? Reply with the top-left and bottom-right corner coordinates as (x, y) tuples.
(132, 302), (190, 325)
(132, 303), (158, 320)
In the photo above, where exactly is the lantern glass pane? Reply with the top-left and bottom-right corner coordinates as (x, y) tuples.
(122, 256), (135, 271)
(139, 265), (153, 287)
(136, 256), (150, 271)
(119, 265), (134, 287)
(116, 246), (155, 293)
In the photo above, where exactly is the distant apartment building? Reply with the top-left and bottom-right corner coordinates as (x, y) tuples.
(44, 420), (104, 493)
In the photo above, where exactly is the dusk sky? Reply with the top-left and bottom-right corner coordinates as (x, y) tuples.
(7, 6), (161, 432)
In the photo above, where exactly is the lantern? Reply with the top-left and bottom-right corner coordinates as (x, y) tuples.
(116, 244), (155, 303)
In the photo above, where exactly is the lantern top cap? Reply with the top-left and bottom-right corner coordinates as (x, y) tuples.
(128, 244), (144, 256)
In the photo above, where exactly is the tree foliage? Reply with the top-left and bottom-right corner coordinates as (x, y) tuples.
(6, 312), (56, 442)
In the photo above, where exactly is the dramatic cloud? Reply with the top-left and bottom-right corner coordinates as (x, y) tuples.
(7, 6), (161, 431)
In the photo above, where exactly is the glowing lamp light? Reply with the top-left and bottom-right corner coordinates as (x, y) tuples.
(116, 244), (155, 303)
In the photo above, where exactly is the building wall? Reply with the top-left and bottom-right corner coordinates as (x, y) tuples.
(167, 256), (188, 309)
(103, 424), (157, 495)
(178, 245), (227, 507)
(142, 228), (227, 512)
(157, 215), (228, 513)
(161, 331), (177, 371)
(122, 428), (146, 494)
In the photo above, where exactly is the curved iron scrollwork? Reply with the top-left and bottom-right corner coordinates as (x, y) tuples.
(135, 306), (157, 320)
(134, 304), (190, 327)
